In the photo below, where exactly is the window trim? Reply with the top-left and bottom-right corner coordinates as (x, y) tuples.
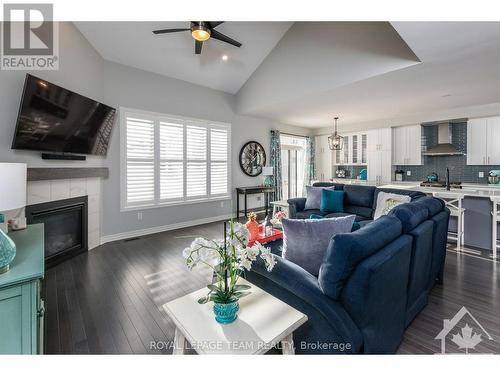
(120, 107), (232, 212)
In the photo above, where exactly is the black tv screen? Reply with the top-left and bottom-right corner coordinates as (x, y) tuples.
(11, 74), (116, 156)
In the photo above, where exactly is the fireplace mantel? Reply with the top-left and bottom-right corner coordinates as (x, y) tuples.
(27, 167), (109, 181)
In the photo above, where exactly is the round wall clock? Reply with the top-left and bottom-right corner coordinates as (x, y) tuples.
(239, 141), (267, 177)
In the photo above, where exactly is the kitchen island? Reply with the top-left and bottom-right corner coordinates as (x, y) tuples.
(380, 181), (500, 258)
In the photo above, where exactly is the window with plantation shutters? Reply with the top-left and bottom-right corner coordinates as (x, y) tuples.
(121, 108), (231, 210)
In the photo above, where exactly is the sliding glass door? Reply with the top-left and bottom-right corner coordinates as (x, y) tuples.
(280, 135), (307, 200)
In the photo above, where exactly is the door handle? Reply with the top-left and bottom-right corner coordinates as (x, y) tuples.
(488, 156), (491, 164)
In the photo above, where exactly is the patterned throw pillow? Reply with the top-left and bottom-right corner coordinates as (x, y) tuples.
(373, 192), (411, 220)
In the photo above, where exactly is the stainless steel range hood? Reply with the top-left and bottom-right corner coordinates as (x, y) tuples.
(422, 122), (464, 156)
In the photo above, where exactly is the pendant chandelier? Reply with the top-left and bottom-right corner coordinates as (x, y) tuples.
(328, 116), (343, 151)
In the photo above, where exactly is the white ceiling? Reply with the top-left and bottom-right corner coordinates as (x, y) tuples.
(237, 22), (500, 129)
(76, 21), (500, 130)
(74, 21), (292, 94)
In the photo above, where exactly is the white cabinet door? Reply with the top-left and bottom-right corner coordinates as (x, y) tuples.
(367, 129), (379, 152)
(366, 149), (379, 183)
(406, 125), (422, 165)
(378, 128), (392, 152)
(380, 150), (392, 183)
(467, 118), (488, 165)
(392, 127), (406, 165)
(487, 116), (500, 165)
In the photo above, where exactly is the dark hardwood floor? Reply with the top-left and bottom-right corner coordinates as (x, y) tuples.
(43, 223), (500, 354)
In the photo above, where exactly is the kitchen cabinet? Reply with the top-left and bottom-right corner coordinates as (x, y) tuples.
(333, 132), (368, 165)
(367, 128), (392, 185)
(0, 224), (45, 354)
(315, 135), (333, 181)
(392, 125), (422, 165)
(467, 116), (500, 165)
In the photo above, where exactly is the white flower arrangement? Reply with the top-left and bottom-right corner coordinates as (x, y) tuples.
(183, 220), (276, 304)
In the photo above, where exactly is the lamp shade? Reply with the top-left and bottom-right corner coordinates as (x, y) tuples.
(0, 163), (27, 211)
(262, 167), (274, 176)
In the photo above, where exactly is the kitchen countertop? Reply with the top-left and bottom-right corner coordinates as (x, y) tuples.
(380, 181), (500, 199)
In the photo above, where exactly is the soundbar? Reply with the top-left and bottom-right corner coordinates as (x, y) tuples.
(41, 153), (86, 161)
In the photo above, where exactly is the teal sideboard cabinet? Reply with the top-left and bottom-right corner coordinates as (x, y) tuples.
(0, 224), (45, 354)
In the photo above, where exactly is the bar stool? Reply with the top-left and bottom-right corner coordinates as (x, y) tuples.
(490, 196), (499, 259)
(432, 191), (465, 250)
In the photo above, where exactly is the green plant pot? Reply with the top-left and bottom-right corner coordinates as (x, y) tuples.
(213, 301), (239, 324)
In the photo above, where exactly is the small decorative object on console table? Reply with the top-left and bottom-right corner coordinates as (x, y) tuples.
(183, 220), (276, 324)
(0, 163), (27, 274)
(262, 166), (274, 187)
(245, 212), (260, 241)
(263, 215), (273, 236)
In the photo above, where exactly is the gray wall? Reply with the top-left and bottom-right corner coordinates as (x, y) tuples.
(0, 22), (311, 238)
(0, 22), (105, 167)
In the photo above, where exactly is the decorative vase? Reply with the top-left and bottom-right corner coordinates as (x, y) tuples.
(213, 301), (239, 324)
(245, 214), (260, 241)
(0, 229), (16, 274)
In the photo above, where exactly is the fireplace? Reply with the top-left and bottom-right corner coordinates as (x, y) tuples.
(26, 196), (88, 267)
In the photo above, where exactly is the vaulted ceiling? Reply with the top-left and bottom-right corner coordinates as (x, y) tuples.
(76, 21), (500, 130)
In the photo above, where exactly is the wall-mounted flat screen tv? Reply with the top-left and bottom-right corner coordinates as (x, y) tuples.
(11, 74), (116, 156)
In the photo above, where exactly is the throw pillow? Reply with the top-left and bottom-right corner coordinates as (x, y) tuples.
(373, 192), (411, 220)
(320, 189), (344, 213)
(304, 185), (332, 210)
(282, 215), (356, 276)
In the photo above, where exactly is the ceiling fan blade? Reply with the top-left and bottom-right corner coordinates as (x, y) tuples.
(152, 28), (190, 35)
(210, 30), (242, 48)
(195, 40), (203, 54)
(208, 21), (224, 28)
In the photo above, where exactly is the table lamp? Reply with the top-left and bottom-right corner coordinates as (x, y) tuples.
(0, 163), (27, 274)
(262, 166), (274, 187)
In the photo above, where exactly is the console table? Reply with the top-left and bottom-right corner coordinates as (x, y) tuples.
(0, 224), (45, 354)
(235, 186), (275, 219)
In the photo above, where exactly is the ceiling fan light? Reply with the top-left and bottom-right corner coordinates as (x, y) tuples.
(191, 25), (211, 41)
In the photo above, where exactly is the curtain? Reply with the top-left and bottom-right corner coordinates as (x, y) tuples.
(270, 130), (282, 201)
(304, 136), (316, 191)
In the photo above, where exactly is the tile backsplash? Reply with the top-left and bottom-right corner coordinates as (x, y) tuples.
(394, 122), (500, 184)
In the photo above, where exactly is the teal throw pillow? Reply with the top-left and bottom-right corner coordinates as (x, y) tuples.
(320, 189), (344, 213)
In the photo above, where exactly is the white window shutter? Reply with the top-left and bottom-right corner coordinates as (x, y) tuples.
(159, 119), (184, 201)
(210, 126), (229, 195)
(122, 109), (230, 209)
(125, 115), (155, 205)
(186, 122), (207, 198)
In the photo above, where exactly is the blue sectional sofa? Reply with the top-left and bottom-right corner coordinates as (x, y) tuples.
(244, 183), (450, 354)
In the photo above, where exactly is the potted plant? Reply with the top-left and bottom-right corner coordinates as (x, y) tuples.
(183, 220), (276, 324)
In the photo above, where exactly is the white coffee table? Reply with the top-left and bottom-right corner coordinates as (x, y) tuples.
(163, 279), (307, 354)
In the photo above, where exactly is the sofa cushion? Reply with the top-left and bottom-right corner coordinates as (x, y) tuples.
(320, 189), (344, 213)
(344, 205), (373, 220)
(282, 216), (356, 276)
(374, 188), (426, 204)
(305, 186), (333, 210)
(296, 209), (325, 219)
(343, 185), (376, 208)
(324, 212), (370, 222)
(389, 202), (429, 233)
(318, 216), (403, 300)
(413, 196), (444, 217)
(373, 191), (411, 220)
(313, 182), (344, 190)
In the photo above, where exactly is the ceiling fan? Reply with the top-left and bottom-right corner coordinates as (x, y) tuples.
(152, 21), (242, 55)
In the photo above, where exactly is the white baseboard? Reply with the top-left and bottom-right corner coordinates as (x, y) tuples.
(100, 214), (232, 245)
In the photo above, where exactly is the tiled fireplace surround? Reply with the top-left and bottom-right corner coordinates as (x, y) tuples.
(26, 177), (102, 250)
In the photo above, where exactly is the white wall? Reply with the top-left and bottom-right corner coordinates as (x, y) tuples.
(0, 22), (312, 239)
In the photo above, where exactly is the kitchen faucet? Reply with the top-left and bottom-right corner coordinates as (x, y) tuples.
(446, 167), (450, 191)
